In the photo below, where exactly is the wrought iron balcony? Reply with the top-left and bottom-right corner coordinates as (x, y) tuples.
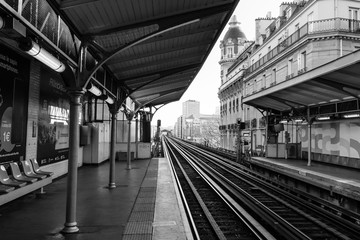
(244, 18), (360, 78)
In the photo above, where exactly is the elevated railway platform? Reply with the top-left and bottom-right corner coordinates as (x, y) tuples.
(0, 158), (191, 240)
(249, 156), (360, 207)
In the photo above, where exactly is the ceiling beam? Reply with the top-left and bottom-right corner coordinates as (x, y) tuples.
(112, 52), (202, 73)
(116, 63), (198, 83)
(115, 60), (200, 80)
(298, 82), (343, 98)
(60, 0), (101, 10)
(129, 65), (198, 94)
(268, 95), (307, 108)
(315, 78), (360, 99)
(134, 86), (186, 103)
(84, 1), (234, 36)
(280, 87), (325, 102)
(107, 40), (211, 65)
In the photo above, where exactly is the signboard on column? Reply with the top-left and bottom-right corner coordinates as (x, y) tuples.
(0, 44), (29, 163)
(37, 67), (69, 166)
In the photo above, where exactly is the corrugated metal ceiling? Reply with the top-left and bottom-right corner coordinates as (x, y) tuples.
(55, 0), (239, 108)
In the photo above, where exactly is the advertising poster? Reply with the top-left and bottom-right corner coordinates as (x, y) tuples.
(37, 67), (69, 166)
(0, 44), (29, 163)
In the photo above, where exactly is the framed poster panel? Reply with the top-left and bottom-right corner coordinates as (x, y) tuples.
(37, 67), (69, 166)
(0, 44), (29, 163)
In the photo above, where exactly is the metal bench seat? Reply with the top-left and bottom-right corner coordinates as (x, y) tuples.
(21, 160), (47, 180)
(0, 165), (27, 187)
(30, 159), (54, 177)
(9, 162), (37, 184)
(0, 184), (15, 194)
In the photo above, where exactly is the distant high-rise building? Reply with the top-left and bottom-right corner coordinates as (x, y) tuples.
(215, 106), (220, 115)
(182, 100), (200, 118)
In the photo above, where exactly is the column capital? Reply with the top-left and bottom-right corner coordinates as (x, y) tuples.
(67, 89), (85, 96)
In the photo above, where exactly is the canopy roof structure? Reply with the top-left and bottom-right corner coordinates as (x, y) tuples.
(54, 0), (240, 108)
(243, 50), (360, 115)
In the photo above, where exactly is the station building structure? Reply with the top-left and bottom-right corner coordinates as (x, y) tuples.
(219, 0), (360, 169)
(0, 0), (239, 233)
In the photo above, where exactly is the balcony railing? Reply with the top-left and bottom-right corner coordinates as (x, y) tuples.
(244, 18), (360, 78)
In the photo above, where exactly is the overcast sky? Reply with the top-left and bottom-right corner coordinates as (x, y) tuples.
(152, 0), (284, 127)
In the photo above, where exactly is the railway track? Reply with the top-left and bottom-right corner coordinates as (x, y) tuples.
(164, 136), (360, 240)
(163, 137), (275, 240)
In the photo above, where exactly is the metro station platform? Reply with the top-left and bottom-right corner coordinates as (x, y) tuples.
(0, 158), (191, 240)
(250, 157), (360, 201)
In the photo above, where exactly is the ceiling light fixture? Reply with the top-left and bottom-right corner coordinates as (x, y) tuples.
(316, 116), (330, 121)
(105, 96), (114, 104)
(19, 38), (65, 72)
(343, 113), (360, 119)
(86, 83), (102, 96)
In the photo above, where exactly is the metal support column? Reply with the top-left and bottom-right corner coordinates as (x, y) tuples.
(307, 108), (312, 166)
(265, 110), (269, 157)
(108, 109), (117, 189)
(135, 118), (139, 159)
(62, 90), (84, 233)
(127, 119), (132, 170)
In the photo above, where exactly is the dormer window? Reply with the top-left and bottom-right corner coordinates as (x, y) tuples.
(266, 28), (270, 38)
(286, 8), (292, 19)
(276, 18), (281, 29)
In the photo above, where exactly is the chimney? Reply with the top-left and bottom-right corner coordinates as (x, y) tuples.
(266, 11), (272, 18)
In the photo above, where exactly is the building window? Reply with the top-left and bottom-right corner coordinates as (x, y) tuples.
(308, 12), (313, 32)
(287, 58), (293, 76)
(228, 47), (233, 58)
(262, 74), (266, 89)
(301, 51), (306, 70)
(349, 8), (359, 31)
(236, 98), (239, 112)
(272, 68), (276, 85)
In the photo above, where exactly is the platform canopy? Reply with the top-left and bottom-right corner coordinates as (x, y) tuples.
(243, 50), (360, 114)
(54, 0), (239, 108)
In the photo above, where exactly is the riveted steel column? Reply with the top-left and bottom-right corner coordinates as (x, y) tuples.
(108, 109), (117, 188)
(135, 118), (139, 159)
(127, 119), (132, 170)
(307, 108), (312, 166)
(62, 90), (84, 233)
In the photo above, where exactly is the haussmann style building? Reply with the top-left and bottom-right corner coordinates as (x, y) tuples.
(218, 0), (360, 169)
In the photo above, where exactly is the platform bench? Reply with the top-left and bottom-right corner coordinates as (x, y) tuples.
(0, 159), (53, 206)
(0, 177), (52, 206)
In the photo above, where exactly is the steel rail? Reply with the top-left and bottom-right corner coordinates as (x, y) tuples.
(164, 138), (228, 240)
(170, 137), (311, 240)
(180, 138), (360, 237)
(166, 137), (276, 240)
(162, 137), (200, 240)
(174, 137), (360, 239)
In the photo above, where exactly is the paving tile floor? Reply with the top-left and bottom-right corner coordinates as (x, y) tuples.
(0, 159), (151, 240)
